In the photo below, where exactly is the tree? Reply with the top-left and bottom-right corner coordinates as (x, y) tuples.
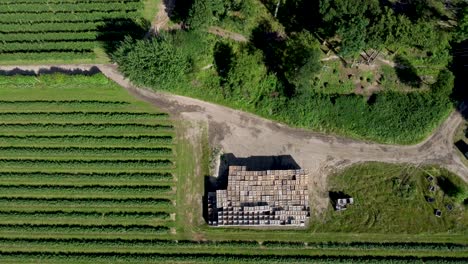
(281, 31), (321, 91)
(431, 69), (454, 99)
(112, 35), (189, 90)
(338, 16), (369, 56)
(225, 48), (279, 106)
(186, 0), (225, 30)
(454, 6), (468, 43)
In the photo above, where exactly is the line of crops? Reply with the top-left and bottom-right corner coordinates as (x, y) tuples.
(0, 123), (173, 133)
(0, 51), (96, 62)
(0, 100), (130, 105)
(0, 251), (465, 264)
(0, 135), (173, 146)
(0, 32), (97, 42)
(0, 223), (169, 234)
(0, 197), (173, 210)
(0, 211), (170, 220)
(0, 112), (168, 123)
(0, 158), (173, 170)
(0, 3), (141, 14)
(0, 21), (140, 34)
(0, 238), (464, 253)
(0, 171), (173, 182)
(0, 215), (171, 226)
(0, 185), (173, 199)
(0, 111), (167, 116)
(0, 146), (173, 157)
(0, 41), (96, 53)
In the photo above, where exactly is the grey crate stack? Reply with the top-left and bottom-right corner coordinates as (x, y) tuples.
(208, 166), (310, 227)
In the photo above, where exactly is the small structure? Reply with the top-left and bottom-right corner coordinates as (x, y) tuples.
(435, 209), (442, 217)
(335, 198), (354, 211)
(426, 197), (435, 203)
(428, 185), (436, 192)
(427, 176), (434, 182)
(207, 166), (310, 227)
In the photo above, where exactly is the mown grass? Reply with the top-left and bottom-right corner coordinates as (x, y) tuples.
(313, 163), (468, 234)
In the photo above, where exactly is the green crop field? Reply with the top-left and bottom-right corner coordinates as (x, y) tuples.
(0, 0), (154, 64)
(0, 73), (466, 263)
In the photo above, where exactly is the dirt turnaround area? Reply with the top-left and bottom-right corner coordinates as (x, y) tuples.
(1, 64), (467, 213)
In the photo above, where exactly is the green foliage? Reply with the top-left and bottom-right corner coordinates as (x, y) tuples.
(454, 6), (468, 43)
(282, 31), (321, 90)
(432, 69), (455, 98)
(318, 163), (468, 234)
(337, 16), (369, 56)
(225, 47), (280, 107)
(113, 36), (190, 90)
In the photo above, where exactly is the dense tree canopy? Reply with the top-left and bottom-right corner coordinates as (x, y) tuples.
(112, 36), (189, 89)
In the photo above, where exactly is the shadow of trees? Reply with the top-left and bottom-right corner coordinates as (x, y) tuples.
(251, 20), (296, 97)
(451, 40), (468, 120)
(167, 0), (193, 24)
(437, 175), (464, 198)
(260, 0), (320, 33)
(0, 66), (101, 76)
(394, 55), (422, 88)
(213, 41), (234, 84)
(97, 18), (151, 55)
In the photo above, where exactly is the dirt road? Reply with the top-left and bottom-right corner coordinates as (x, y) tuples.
(1, 64), (466, 211)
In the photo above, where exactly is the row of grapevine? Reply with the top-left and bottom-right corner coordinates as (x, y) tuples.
(0, 113), (168, 123)
(0, 41), (96, 52)
(0, 238), (465, 252)
(0, 135), (174, 146)
(0, 171), (173, 181)
(0, 211), (170, 220)
(0, 158), (174, 170)
(0, 251), (465, 264)
(0, 223), (170, 234)
(0, 111), (167, 116)
(0, 123), (173, 134)
(0, 146), (173, 157)
(0, 185), (173, 198)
